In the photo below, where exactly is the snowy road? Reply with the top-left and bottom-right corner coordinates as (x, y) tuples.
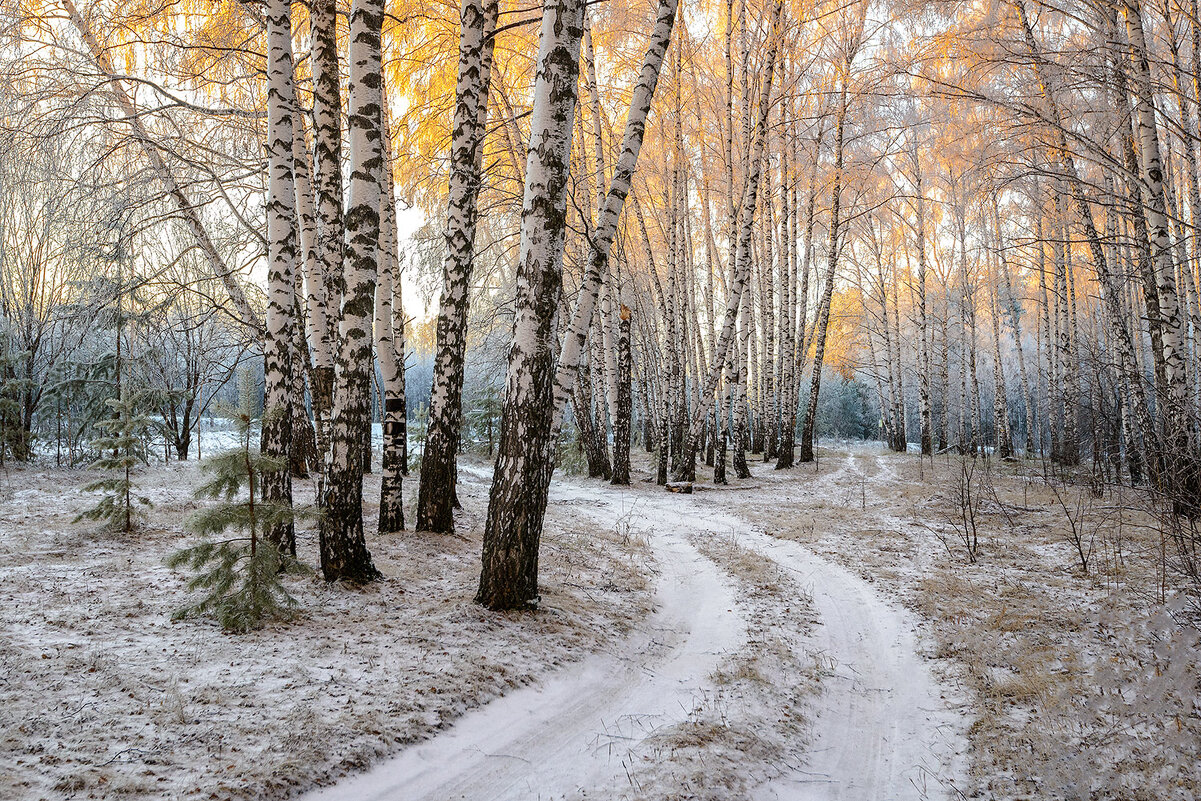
(737, 526), (965, 799)
(303, 480), (747, 801)
(302, 465), (966, 800)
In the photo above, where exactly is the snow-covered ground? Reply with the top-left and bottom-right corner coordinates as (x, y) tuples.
(301, 460), (969, 801)
(0, 458), (653, 800)
(166, 420), (398, 462)
(734, 446), (1201, 799)
(303, 490), (749, 801)
(3, 441), (1196, 800)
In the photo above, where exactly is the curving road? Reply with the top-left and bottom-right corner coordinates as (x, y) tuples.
(302, 463), (966, 800)
(738, 526), (966, 799)
(302, 482), (747, 801)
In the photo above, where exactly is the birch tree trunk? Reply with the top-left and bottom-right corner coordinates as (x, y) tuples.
(913, 147), (934, 457)
(291, 289), (317, 477)
(477, 0), (585, 610)
(1104, 8), (1169, 414)
(262, 0), (297, 555)
(775, 87), (794, 465)
(778, 119), (822, 469)
(319, 0), (383, 583)
(572, 351), (610, 479)
(895, 256), (911, 451)
(583, 25), (619, 430)
(992, 195), (1035, 455)
(584, 328), (613, 478)
(733, 267), (753, 477)
(309, 0), (343, 459)
(1058, 229), (1080, 465)
(988, 253), (1014, 459)
(1036, 196), (1055, 457)
(611, 305), (633, 485)
(1161, 0), (1201, 405)
(377, 116), (406, 533)
(417, 0), (499, 533)
(800, 77), (849, 464)
(292, 89), (323, 475)
(957, 204), (983, 455)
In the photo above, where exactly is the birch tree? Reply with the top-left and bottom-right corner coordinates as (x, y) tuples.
(318, 0), (384, 583)
(417, 0), (499, 533)
(612, 304), (633, 485)
(799, 70), (849, 463)
(477, 0), (585, 611)
(1122, 0), (1197, 503)
(261, 0), (297, 554)
(308, 0), (343, 467)
(377, 116), (407, 534)
(800, 0), (865, 463)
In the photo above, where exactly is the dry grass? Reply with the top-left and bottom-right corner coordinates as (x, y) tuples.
(724, 444), (1200, 800)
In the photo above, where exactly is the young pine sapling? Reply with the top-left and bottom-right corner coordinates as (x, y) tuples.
(74, 388), (154, 533)
(168, 406), (309, 632)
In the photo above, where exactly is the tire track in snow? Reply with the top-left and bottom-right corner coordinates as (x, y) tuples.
(709, 450), (967, 799)
(301, 478), (747, 801)
(733, 525), (967, 799)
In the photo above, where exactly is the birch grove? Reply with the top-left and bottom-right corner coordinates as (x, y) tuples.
(5, 0), (1201, 613)
(12, 2), (1201, 797)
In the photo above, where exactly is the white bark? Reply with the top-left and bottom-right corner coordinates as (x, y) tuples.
(377, 110), (406, 532)
(548, 0), (680, 433)
(676, 0), (786, 478)
(294, 107), (332, 383)
(1124, 1), (1190, 428)
(261, 0), (298, 552)
(478, 0), (586, 610)
(1012, 0), (1154, 464)
(318, 0), (384, 582)
(417, 0), (499, 533)
(309, 0), (343, 467)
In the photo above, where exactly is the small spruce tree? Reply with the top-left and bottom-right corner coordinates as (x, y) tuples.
(74, 388), (153, 533)
(0, 334), (33, 463)
(167, 405), (309, 632)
